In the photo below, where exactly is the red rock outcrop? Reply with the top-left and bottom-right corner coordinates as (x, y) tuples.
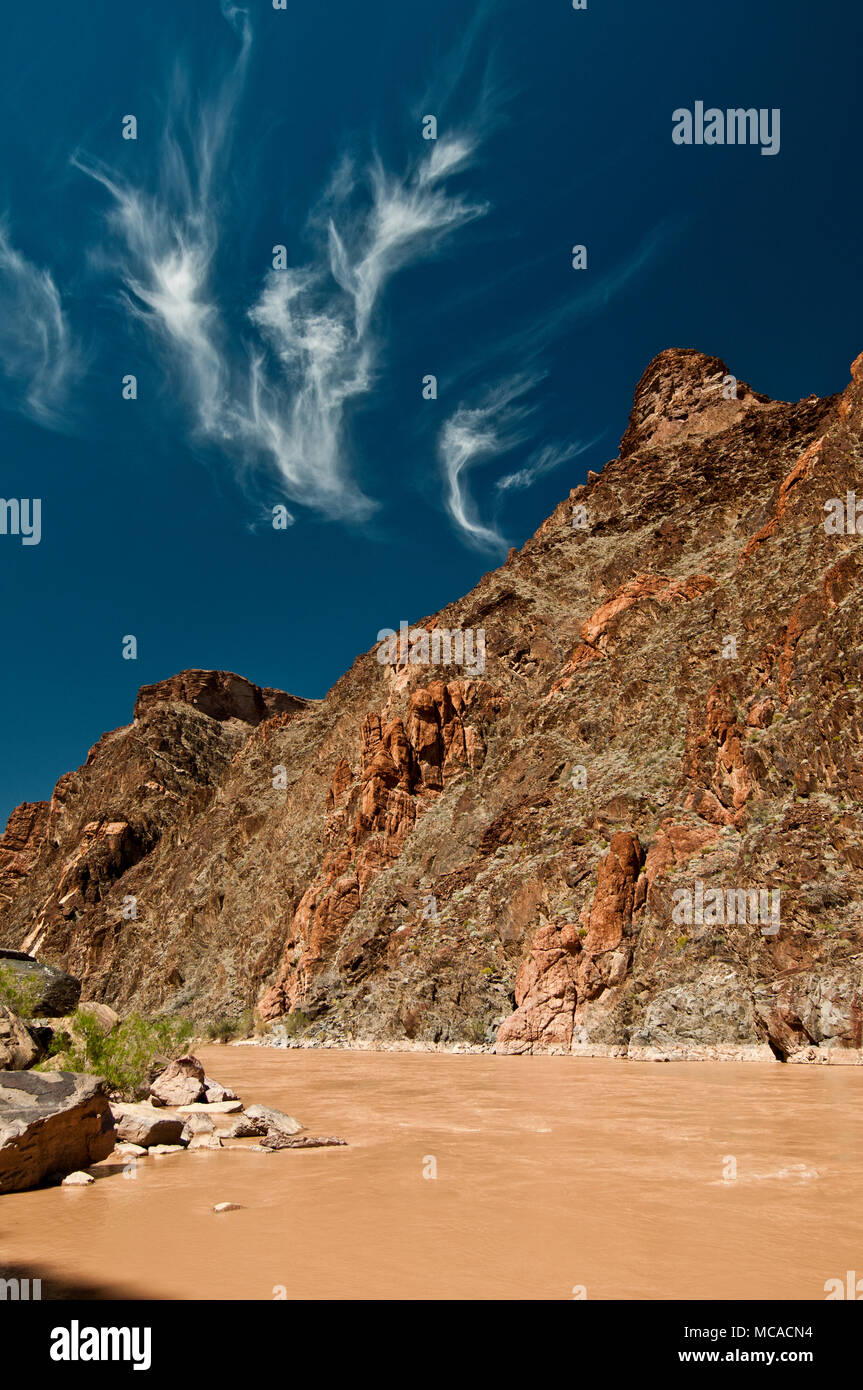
(739, 435), (825, 563)
(258, 679), (490, 1019)
(619, 348), (770, 457)
(495, 923), (581, 1053)
(134, 669), (306, 725)
(582, 831), (645, 953)
(0, 802), (49, 912)
(550, 573), (716, 687)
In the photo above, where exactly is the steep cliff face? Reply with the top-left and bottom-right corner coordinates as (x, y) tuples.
(0, 672), (311, 999)
(3, 348), (862, 1060)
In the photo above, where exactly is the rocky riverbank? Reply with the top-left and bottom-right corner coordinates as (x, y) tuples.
(243, 1029), (863, 1064)
(0, 1050), (345, 1194)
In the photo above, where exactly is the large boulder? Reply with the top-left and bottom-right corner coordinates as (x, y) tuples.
(181, 1112), (215, 1138)
(224, 1113), (267, 1139)
(0, 1005), (40, 1070)
(76, 1002), (120, 1035)
(0, 950), (80, 1017)
(203, 1075), (240, 1104)
(260, 1132), (347, 1150)
(26, 1001), (119, 1065)
(110, 1103), (185, 1148)
(243, 1103), (303, 1138)
(0, 1071), (115, 1193)
(149, 1055), (206, 1107)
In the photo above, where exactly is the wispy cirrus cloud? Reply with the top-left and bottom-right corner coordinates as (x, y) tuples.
(495, 437), (600, 494)
(71, 2), (249, 470)
(439, 395), (603, 552)
(438, 374), (542, 552)
(239, 132), (489, 519)
(0, 0), (666, 556)
(328, 136), (487, 340)
(72, 2), (491, 523)
(0, 224), (82, 426)
(435, 224), (672, 548)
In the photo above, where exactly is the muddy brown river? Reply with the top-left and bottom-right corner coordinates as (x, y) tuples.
(2, 1049), (862, 1300)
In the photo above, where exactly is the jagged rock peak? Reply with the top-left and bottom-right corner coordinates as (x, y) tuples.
(133, 669), (308, 726)
(619, 347), (773, 458)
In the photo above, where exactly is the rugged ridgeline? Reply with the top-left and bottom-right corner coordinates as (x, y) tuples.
(2, 348), (862, 1061)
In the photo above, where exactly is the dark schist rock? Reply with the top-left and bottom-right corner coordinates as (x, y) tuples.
(260, 1132), (347, 1150)
(0, 1071), (115, 1192)
(0, 671), (312, 971)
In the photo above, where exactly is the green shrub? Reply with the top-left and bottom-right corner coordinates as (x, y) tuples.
(58, 1009), (193, 1100)
(281, 1009), (310, 1038)
(206, 1015), (236, 1043)
(205, 1009), (255, 1043)
(463, 1014), (488, 1044)
(0, 963), (39, 1020)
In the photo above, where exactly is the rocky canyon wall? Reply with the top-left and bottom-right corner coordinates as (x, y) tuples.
(2, 348), (862, 1061)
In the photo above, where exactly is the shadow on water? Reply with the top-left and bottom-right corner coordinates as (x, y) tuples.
(0, 1262), (154, 1301)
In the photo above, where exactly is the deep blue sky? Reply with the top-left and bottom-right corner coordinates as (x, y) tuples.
(1, 0), (861, 830)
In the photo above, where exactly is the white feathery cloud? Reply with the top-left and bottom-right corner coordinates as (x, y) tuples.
(0, 224), (82, 425)
(72, 5), (248, 463)
(435, 224), (673, 547)
(73, 4), (490, 523)
(0, 0), (663, 554)
(325, 144), (488, 339)
(238, 136), (489, 519)
(417, 133), (478, 186)
(438, 375), (541, 552)
(496, 437), (599, 493)
(439, 373), (606, 548)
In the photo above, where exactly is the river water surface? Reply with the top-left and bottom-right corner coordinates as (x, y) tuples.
(2, 1049), (861, 1300)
